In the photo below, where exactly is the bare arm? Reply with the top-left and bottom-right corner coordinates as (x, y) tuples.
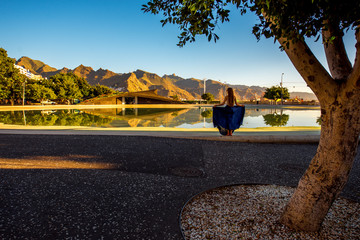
(235, 97), (244, 107)
(214, 96), (227, 107)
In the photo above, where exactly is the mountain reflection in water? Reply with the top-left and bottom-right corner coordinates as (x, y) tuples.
(0, 107), (320, 128)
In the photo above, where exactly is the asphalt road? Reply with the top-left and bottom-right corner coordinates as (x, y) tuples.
(0, 134), (359, 239)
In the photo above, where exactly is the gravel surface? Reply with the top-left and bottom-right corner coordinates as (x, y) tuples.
(181, 185), (360, 239)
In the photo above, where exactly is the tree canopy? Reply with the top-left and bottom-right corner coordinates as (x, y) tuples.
(0, 48), (27, 105)
(26, 82), (56, 102)
(143, 0), (360, 47)
(263, 86), (289, 100)
(201, 92), (215, 103)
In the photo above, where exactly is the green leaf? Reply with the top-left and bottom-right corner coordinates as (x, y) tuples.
(266, 0), (270, 9)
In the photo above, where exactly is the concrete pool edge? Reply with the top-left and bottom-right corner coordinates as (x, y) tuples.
(0, 125), (321, 144)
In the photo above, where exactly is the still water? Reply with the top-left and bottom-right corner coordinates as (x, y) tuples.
(0, 106), (321, 129)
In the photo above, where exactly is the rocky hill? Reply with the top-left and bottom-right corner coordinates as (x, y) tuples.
(15, 56), (316, 101)
(290, 92), (318, 101)
(16, 56), (57, 75)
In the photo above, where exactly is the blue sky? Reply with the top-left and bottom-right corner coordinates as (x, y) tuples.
(1, 0), (357, 93)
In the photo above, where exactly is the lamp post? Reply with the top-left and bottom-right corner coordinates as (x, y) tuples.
(22, 80), (26, 106)
(280, 73), (284, 105)
(203, 78), (206, 95)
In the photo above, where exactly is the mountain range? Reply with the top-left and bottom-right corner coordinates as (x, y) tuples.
(15, 56), (317, 101)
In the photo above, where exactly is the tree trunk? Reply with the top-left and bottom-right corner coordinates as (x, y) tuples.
(274, 23), (360, 231)
(280, 98), (360, 231)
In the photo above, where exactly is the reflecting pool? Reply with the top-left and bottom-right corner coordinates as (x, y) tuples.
(0, 106), (321, 129)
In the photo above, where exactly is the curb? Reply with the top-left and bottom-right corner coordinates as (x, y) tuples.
(172, 135), (320, 144)
(0, 129), (320, 144)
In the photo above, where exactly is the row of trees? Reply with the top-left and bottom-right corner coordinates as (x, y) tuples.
(201, 86), (289, 103)
(25, 73), (113, 105)
(0, 48), (113, 105)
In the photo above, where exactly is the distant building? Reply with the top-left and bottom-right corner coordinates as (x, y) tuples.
(82, 90), (185, 105)
(14, 64), (32, 78)
(14, 64), (43, 80)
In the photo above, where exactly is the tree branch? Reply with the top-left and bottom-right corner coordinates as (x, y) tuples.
(277, 37), (337, 104)
(348, 26), (360, 89)
(261, 11), (337, 104)
(322, 20), (353, 81)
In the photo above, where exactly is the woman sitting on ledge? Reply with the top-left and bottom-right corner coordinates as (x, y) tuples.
(213, 88), (245, 136)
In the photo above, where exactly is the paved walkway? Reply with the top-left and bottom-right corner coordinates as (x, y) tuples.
(0, 127), (321, 143)
(0, 131), (359, 239)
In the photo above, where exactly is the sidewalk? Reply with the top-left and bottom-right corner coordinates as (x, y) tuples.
(0, 126), (321, 143)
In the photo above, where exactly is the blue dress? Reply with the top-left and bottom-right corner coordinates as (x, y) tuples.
(213, 105), (245, 135)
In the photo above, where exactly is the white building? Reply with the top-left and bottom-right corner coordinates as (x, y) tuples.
(14, 64), (43, 80)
